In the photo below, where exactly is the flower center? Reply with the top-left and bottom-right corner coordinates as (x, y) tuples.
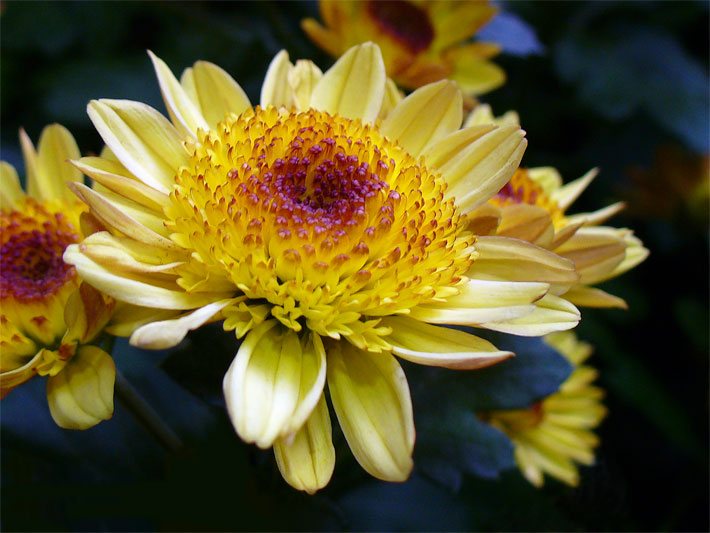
(366, 0), (435, 54)
(168, 107), (473, 339)
(491, 168), (562, 221)
(0, 201), (78, 302)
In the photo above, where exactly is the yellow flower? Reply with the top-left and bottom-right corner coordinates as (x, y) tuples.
(485, 331), (607, 487)
(302, 0), (505, 95)
(64, 43), (582, 493)
(467, 105), (649, 309)
(0, 125), (116, 429)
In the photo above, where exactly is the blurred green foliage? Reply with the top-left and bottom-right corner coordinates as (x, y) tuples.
(1, 1), (708, 531)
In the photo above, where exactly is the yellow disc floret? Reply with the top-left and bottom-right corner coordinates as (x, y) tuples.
(166, 107), (474, 346)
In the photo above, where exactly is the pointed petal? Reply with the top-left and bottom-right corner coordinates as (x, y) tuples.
(223, 322), (326, 448)
(260, 50), (294, 109)
(87, 99), (187, 193)
(46, 346), (115, 430)
(482, 294), (580, 336)
(148, 51), (209, 137)
(381, 80), (463, 157)
(563, 286), (628, 309)
(382, 316), (512, 370)
(0, 162), (25, 209)
(190, 60), (251, 127)
(311, 43), (385, 123)
(130, 299), (235, 349)
(449, 56), (506, 96)
(555, 227), (627, 285)
(327, 342), (414, 482)
(63, 283), (114, 344)
(289, 60), (323, 111)
(527, 166), (563, 195)
(566, 202), (626, 227)
(32, 124), (83, 201)
(551, 168), (598, 211)
(274, 394), (335, 494)
(496, 204), (555, 247)
(424, 124), (527, 213)
(19, 128), (40, 199)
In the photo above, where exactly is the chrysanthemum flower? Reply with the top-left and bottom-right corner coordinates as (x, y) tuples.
(466, 105), (649, 309)
(64, 43), (582, 492)
(302, 0), (505, 96)
(0, 125), (117, 429)
(484, 332), (607, 487)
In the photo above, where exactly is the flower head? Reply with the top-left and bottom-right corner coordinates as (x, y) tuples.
(484, 332), (607, 487)
(0, 125), (116, 429)
(467, 105), (649, 309)
(64, 43), (582, 492)
(302, 0), (505, 95)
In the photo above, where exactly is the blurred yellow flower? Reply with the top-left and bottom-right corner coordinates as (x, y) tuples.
(302, 0), (505, 95)
(467, 105), (649, 310)
(486, 331), (607, 487)
(0, 125), (116, 429)
(64, 43), (582, 493)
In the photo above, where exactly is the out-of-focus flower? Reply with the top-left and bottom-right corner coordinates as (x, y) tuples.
(467, 105), (649, 310)
(0, 125), (116, 429)
(302, 0), (505, 96)
(484, 331), (607, 487)
(64, 43), (582, 493)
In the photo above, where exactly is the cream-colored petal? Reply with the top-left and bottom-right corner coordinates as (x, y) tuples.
(190, 60), (251, 127)
(148, 51), (209, 137)
(527, 166), (563, 195)
(105, 304), (179, 337)
(0, 162), (25, 209)
(382, 316), (512, 370)
(555, 227), (627, 285)
(566, 201), (626, 227)
(496, 204), (555, 247)
(551, 168), (598, 211)
(464, 104), (519, 128)
(69, 182), (176, 249)
(379, 78), (404, 120)
(409, 279), (548, 325)
(63, 283), (114, 345)
(130, 299), (234, 349)
(64, 245), (228, 309)
(19, 128), (40, 199)
(482, 294), (580, 336)
(260, 50), (294, 109)
(72, 156), (169, 212)
(46, 345), (115, 430)
(469, 236), (579, 287)
(288, 60), (323, 111)
(223, 322), (326, 448)
(274, 394), (335, 494)
(327, 341), (414, 482)
(32, 124), (83, 202)
(563, 286), (628, 309)
(424, 124), (527, 213)
(381, 80), (463, 157)
(87, 99), (188, 193)
(604, 232), (649, 281)
(311, 42), (385, 123)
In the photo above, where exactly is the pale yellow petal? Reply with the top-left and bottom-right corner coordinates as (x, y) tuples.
(311, 42), (385, 123)
(482, 294), (580, 336)
(46, 346), (115, 430)
(327, 342), (414, 482)
(105, 304), (179, 337)
(566, 201), (626, 227)
(496, 204), (555, 247)
(274, 394), (335, 494)
(190, 60), (251, 127)
(0, 162), (25, 209)
(382, 316), (512, 370)
(19, 128), (40, 199)
(551, 168), (598, 211)
(260, 50), (294, 109)
(563, 286), (628, 309)
(148, 51), (209, 137)
(223, 322), (326, 448)
(32, 124), (84, 202)
(288, 60), (323, 111)
(87, 99), (187, 193)
(527, 166), (563, 195)
(464, 104), (519, 128)
(555, 227), (627, 285)
(381, 80), (463, 157)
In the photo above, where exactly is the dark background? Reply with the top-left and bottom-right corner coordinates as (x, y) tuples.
(1, 1), (708, 531)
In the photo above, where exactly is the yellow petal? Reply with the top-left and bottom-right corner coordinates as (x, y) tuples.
(0, 350), (42, 398)
(450, 57), (506, 96)
(148, 51), (209, 137)
(551, 168), (598, 211)
(527, 166), (563, 194)
(33, 124), (83, 202)
(79, 232), (185, 275)
(566, 201), (626, 227)
(130, 299), (235, 349)
(311, 42), (385, 123)
(555, 227), (627, 285)
(429, 1), (498, 52)
(482, 294), (580, 336)
(19, 128), (40, 199)
(381, 80), (463, 157)
(274, 394), (335, 494)
(464, 103), (520, 128)
(424, 124), (527, 213)
(288, 60), (323, 111)
(223, 322), (326, 448)
(189, 60), (251, 128)
(0, 162), (25, 209)
(63, 283), (114, 344)
(382, 316), (512, 370)
(260, 50), (294, 109)
(563, 286), (628, 309)
(605, 231), (649, 280)
(327, 341), (414, 482)
(46, 345), (115, 430)
(87, 99), (187, 193)
(496, 204), (555, 247)
(105, 303), (179, 337)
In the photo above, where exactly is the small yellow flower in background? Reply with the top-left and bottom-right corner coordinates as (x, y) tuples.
(302, 0), (505, 96)
(0, 125), (116, 429)
(467, 105), (649, 310)
(485, 331), (607, 487)
(63, 43), (583, 493)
